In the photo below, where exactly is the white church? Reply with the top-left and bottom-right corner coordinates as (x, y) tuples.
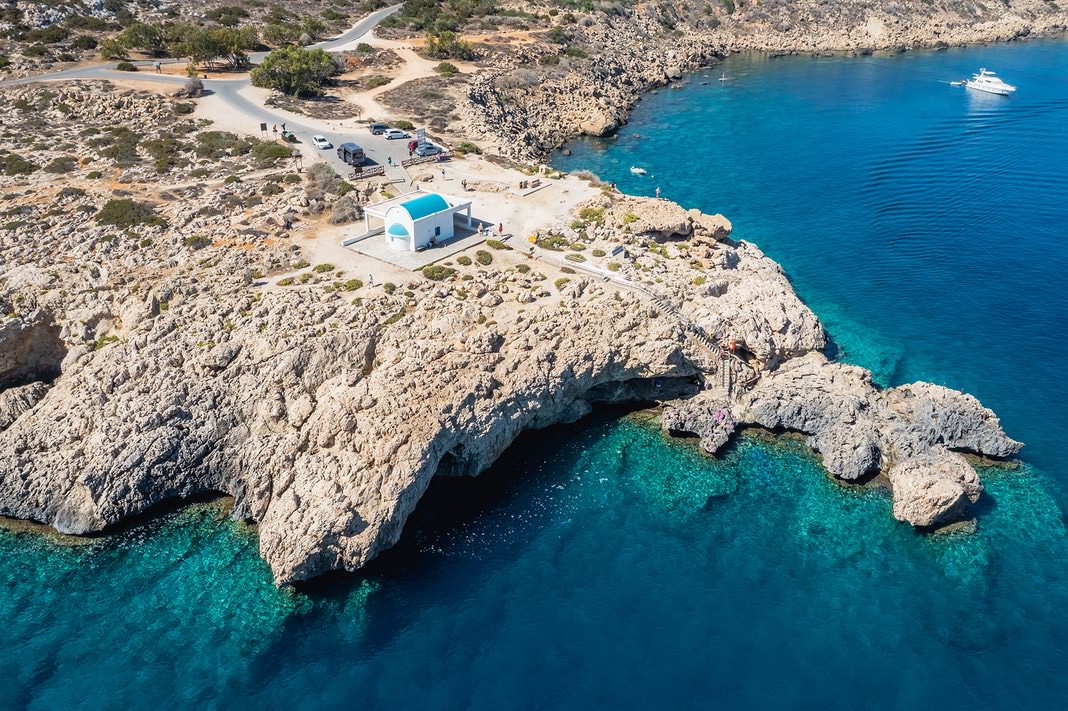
(362, 190), (473, 252)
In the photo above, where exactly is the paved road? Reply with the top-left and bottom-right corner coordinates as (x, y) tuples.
(0, 4), (425, 183)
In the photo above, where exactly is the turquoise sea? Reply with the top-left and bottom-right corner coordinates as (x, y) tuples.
(4, 39), (1068, 709)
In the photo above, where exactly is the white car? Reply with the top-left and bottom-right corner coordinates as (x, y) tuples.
(384, 129), (411, 140)
(311, 135), (332, 149)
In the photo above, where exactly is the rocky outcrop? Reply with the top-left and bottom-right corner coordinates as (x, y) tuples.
(662, 352), (1021, 526)
(887, 448), (983, 527)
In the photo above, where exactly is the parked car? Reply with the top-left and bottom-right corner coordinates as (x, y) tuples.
(311, 135), (332, 149)
(414, 143), (443, 157)
(336, 142), (365, 166)
(384, 129), (410, 140)
(368, 123), (389, 135)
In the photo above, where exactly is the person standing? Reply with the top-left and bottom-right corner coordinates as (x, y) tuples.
(368, 273), (374, 287)
(498, 223), (504, 237)
(655, 186), (662, 199)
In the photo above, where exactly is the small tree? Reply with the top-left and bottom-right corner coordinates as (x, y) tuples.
(251, 46), (339, 97)
(424, 32), (476, 60)
(119, 23), (166, 56)
(99, 38), (129, 60)
(435, 62), (459, 77)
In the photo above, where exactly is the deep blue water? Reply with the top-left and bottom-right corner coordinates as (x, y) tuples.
(4, 40), (1068, 709)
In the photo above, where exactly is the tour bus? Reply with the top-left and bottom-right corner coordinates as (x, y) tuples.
(337, 142), (365, 166)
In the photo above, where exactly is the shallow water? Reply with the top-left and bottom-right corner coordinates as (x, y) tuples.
(5, 40), (1068, 709)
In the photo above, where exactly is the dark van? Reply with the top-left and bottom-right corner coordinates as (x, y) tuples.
(368, 123), (389, 135)
(337, 142), (365, 166)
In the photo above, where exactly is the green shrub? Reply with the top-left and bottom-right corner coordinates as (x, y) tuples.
(422, 265), (456, 281)
(591, 248), (606, 257)
(565, 253), (586, 263)
(1, 154), (38, 176)
(340, 278), (363, 291)
(622, 213), (639, 224)
(278, 277), (295, 286)
(693, 276), (707, 286)
(92, 334), (120, 350)
(365, 75), (392, 89)
(560, 266), (576, 274)
(384, 310), (405, 325)
(184, 235), (211, 249)
(554, 277), (571, 290)
(313, 263), (335, 273)
(475, 250), (492, 265)
(115, 61), (138, 72)
(456, 255), (472, 266)
(578, 207), (605, 224)
(86, 170), (103, 179)
(383, 282), (397, 294)
(43, 156), (78, 173)
(95, 199), (166, 228)
(569, 241), (586, 251)
(515, 263), (531, 274)
(250, 140), (293, 167)
(607, 262), (622, 272)
(455, 141), (482, 155)
(435, 61), (459, 77)
(485, 239), (509, 250)
(293, 259), (310, 269)
(395, 120), (415, 130)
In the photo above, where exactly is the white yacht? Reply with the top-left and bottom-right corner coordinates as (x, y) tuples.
(964, 68), (1017, 96)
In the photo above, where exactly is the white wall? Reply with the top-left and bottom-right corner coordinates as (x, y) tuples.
(412, 212), (455, 250)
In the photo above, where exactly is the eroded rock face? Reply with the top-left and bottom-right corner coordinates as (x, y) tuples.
(888, 448), (983, 527)
(662, 352), (1020, 526)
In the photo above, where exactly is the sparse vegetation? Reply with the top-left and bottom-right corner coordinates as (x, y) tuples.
(95, 199), (166, 228)
(475, 250), (492, 265)
(435, 61), (459, 77)
(422, 265), (457, 281)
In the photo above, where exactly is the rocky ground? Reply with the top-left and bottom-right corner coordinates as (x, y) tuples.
(0, 2), (1036, 585)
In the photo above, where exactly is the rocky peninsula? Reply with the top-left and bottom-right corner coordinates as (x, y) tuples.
(0, 2), (1035, 584)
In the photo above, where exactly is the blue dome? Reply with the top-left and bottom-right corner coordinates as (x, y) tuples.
(400, 193), (449, 221)
(387, 223), (409, 237)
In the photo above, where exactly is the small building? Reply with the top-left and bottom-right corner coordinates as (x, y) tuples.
(362, 190), (473, 252)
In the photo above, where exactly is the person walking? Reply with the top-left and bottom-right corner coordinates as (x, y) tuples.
(387, 156), (392, 167)
(498, 223), (504, 238)
(368, 273), (374, 287)
(154, 61), (162, 74)
(281, 122), (286, 132)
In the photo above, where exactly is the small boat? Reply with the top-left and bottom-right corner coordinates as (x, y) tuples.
(964, 68), (1016, 96)
(949, 80), (964, 86)
(630, 166), (647, 176)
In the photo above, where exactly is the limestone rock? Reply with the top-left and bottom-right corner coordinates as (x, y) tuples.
(887, 448), (983, 527)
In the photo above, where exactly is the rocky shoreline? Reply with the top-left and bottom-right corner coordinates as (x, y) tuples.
(459, 0), (1068, 159)
(0, 4), (1038, 585)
